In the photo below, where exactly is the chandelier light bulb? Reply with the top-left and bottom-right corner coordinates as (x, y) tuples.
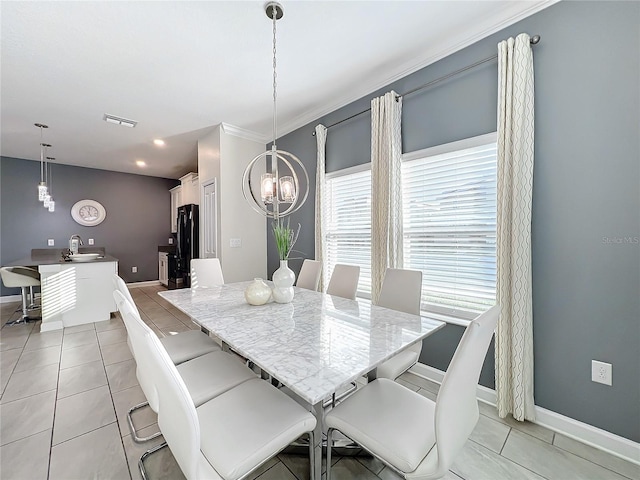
(261, 173), (275, 204)
(279, 176), (295, 202)
(48, 199), (55, 212)
(38, 182), (48, 201)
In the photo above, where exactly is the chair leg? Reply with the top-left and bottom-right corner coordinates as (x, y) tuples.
(27, 286), (38, 309)
(323, 381), (357, 408)
(138, 442), (168, 480)
(20, 287), (29, 319)
(308, 430), (316, 480)
(128, 401), (162, 443)
(326, 428), (334, 480)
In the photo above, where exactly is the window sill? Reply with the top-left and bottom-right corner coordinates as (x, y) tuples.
(420, 310), (471, 328)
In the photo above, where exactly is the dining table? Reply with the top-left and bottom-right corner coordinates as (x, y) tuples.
(159, 281), (446, 480)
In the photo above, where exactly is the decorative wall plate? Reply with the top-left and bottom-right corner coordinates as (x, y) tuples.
(71, 199), (106, 226)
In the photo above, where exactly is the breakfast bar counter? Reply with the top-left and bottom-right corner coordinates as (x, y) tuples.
(7, 251), (119, 332)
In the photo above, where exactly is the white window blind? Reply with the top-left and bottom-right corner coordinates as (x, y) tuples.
(402, 135), (497, 318)
(324, 167), (372, 297)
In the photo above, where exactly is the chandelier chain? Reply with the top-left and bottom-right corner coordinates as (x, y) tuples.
(272, 5), (277, 147)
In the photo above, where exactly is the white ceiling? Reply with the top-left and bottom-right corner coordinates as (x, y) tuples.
(1, 1), (552, 179)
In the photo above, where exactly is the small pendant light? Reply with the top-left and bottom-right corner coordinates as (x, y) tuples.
(46, 157), (55, 212)
(35, 123), (49, 201)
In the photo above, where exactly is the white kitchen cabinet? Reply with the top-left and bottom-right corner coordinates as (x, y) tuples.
(159, 252), (169, 286)
(170, 186), (182, 233)
(170, 173), (198, 232)
(180, 172), (199, 205)
(39, 259), (118, 331)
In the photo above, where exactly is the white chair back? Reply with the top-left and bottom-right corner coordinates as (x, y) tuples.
(434, 304), (500, 476)
(326, 264), (360, 300)
(191, 258), (224, 289)
(377, 268), (422, 315)
(113, 290), (161, 412)
(147, 327), (202, 479)
(296, 260), (322, 291)
(112, 274), (139, 316)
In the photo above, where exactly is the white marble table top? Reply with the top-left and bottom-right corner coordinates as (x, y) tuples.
(159, 282), (445, 405)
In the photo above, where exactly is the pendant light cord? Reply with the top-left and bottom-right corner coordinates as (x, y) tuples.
(272, 6), (277, 148)
(39, 127), (45, 182)
(47, 157), (55, 195)
(43, 146), (48, 184)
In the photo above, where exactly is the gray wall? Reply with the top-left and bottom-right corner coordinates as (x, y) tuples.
(270, 1), (640, 442)
(1, 156), (179, 294)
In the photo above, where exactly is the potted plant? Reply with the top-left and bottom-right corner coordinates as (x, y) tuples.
(271, 218), (300, 303)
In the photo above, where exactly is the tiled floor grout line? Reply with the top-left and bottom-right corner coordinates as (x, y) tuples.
(46, 329), (66, 480)
(550, 443), (638, 480)
(498, 425), (511, 455)
(279, 456), (303, 480)
(96, 322), (135, 480)
(489, 430), (556, 480)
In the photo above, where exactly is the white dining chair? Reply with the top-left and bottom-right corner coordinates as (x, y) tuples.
(114, 289), (258, 476)
(296, 259), (322, 291)
(113, 282), (254, 446)
(113, 274), (220, 365)
(326, 264), (360, 300)
(140, 316), (318, 480)
(376, 268), (424, 380)
(325, 304), (500, 480)
(190, 258), (224, 288)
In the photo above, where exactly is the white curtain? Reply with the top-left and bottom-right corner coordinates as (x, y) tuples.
(371, 91), (403, 303)
(315, 124), (328, 291)
(495, 33), (536, 422)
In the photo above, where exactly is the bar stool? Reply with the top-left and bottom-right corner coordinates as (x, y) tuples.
(0, 266), (41, 323)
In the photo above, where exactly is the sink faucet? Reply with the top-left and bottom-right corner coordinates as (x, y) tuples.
(69, 234), (83, 255)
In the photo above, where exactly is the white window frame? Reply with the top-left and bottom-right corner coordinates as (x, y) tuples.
(402, 132), (498, 322)
(324, 163), (372, 299)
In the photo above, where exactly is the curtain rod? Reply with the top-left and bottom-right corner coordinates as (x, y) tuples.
(312, 34), (540, 136)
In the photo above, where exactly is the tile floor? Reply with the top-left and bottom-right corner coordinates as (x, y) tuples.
(1, 285), (638, 480)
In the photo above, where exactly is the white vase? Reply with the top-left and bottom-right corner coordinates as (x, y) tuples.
(244, 278), (272, 306)
(272, 260), (295, 304)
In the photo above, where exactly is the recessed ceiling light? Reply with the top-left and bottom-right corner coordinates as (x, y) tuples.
(136, 160), (146, 167)
(103, 113), (137, 128)
(153, 139), (165, 146)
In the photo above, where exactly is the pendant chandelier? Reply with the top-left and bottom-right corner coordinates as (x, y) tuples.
(45, 156), (55, 212)
(34, 122), (55, 213)
(242, 2), (309, 219)
(35, 123), (49, 201)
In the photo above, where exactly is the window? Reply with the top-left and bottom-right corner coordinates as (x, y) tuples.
(322, 133), (496, 319)
(324, 165), (372, 297)
(402, 133), (497, 319)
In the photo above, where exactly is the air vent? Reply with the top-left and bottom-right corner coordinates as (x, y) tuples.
(103, 114), (137, 128)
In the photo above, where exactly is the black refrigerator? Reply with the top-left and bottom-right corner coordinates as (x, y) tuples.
(176, 204), (199, 288)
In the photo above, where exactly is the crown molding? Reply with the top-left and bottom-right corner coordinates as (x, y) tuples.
(220, 123), (268, 144)
(276, 0), (558, 139)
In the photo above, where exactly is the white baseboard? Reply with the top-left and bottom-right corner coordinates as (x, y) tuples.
(410, 362), (640, 466)
(1, 293), (42, 304)
(0, 295), (22, 304)
(126, 280), (161, 289)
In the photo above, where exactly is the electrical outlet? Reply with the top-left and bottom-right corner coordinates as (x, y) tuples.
(47, 239), (54, 246)
(132, 266), (138, 273)
(591, 360), (612, 386)
(168, 238), (174, 245)
(230, 238), (241, 248)
(88, 238), (95, 245)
